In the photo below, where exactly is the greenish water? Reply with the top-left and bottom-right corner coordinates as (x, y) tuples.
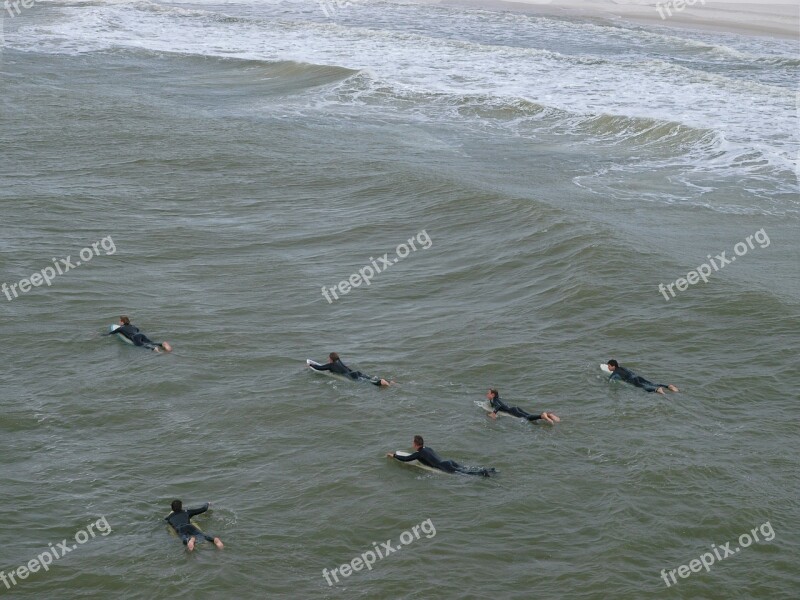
(0, 2), (798, 598)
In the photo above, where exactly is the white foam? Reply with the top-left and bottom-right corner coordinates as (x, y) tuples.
(8, 0), (798, 180)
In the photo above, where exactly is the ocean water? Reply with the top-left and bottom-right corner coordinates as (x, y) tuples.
(0, 1), (798, 598)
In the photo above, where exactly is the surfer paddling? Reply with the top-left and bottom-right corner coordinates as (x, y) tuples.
(486, 389), (560, 424)
(605, 360), (679, 395)
(308, 352), (393, 386)
(387, 435), (495, 477)
(165, 500), (224, 551)
(106, 316), (172, 353)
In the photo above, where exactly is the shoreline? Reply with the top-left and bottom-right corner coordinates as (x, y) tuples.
(415, 0), (800, 40)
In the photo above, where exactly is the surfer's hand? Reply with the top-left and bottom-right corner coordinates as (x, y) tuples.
(386, 453), (395, 458)
(488, 412), (497, 420)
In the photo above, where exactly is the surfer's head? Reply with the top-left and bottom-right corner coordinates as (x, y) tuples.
(119, 315), (131, 326)
(487, 388), (499, 400)
(607, 359), (619, 371)
(413, 435), (424, 449)
(171, 499), (182, 512)
(328, 352), (340, 363)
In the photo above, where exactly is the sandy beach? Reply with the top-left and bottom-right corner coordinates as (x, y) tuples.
(424, 0), (800, 39)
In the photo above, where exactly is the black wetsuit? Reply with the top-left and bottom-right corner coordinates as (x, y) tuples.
(165, 504), (216, 545)
(609, 366), (668, 393)
(310, 359), (382, 386)
(394, 446), (495, 477)
(107, 323), (163, 350)
(490, 395), (542, 421)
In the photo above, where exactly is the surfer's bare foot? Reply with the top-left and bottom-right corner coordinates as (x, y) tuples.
(187, 537), (196, 551)
(540, 412), (556, 424)
(656, 387), (666, 395)
(668, 384), (679, 392)
(379, 379), (392, 386)
(547, 413), (561, 423)
(213, 538), (224, 549)
(162, 342), (173, 352)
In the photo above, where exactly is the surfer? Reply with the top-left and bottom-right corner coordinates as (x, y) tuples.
(165, 500), (224, 551)
(106, 316), (172, 352)
(308, 352), (392, 386)
(605, 360), (679, 394)
(486, 389), (560, 424)
(387, 435), (495, 477)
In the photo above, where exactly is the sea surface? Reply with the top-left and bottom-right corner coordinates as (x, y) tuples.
(0, 1), (798, 598)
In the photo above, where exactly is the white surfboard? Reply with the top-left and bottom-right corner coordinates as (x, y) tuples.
(392, 451), (442, 474)
(600, 363), (612, 374)
(109, 324), (134, 345)
(474, 400), (516, 418)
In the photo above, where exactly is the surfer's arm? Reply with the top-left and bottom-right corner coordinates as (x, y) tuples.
(309, 362), (332, 372)
(391, 451), (419, 462)
(186, 503), (209, 518)
(105, 325), (138, 337)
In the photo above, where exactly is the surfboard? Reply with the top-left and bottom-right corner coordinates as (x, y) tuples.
(109, 324), (134, 345)
(474, 400), (516, 418)
(600, 363), (612, 374)
(392, 451), (442, 474)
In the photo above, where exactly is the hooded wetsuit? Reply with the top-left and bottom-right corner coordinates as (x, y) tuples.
(165, 504), (216, 545)
(489, 395), (542, 421)
(393, 446), (495, 477)
(310, 359), (382, 386)
(107, 323), (163, 350)
(608, 366), (668, 393)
